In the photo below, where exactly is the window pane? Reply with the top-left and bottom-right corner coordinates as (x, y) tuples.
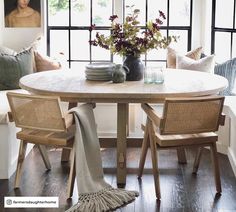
(169, 30), (188, 53)
(232, 33), (236, 58)
(71, 31), (90, 60)
(148, 0), (167, 26)
(48, 0), (69, 26)
(146, 61), (166, 69)
(215, 0), (234, 28)
(91, 30), (111, 60)
(92, 0), (113, 26)
(235, 2), (236, 29)
(70, 62), (88, 72)
(215, 32), (231, 63)
(125, 0), (146, 26)
(147, 49), (167, 61)
(50, 30), (69, 59)
(71, 0), (90, 26)
(169, 0), (190, 26)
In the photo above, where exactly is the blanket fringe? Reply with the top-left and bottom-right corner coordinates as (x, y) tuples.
(65, 186), (139, 212)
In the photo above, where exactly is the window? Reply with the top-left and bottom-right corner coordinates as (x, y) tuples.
(211, 0), (236, 63)
(47, 0), (192, 68)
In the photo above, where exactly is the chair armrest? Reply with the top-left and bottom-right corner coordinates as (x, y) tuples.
(219, 113), (226, 126)
(141, 103), (162, 127)
(64, 113), (74, 129)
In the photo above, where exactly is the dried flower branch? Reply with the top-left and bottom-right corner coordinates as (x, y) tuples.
(89, 6), (178, 57)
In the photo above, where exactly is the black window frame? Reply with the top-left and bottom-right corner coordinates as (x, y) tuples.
(46, 0), (193, 68)
(211, 0), (236, 58)
(123, 0), (193, 65)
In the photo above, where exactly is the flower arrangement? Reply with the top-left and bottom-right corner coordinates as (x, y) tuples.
(89, 6), (178, 57)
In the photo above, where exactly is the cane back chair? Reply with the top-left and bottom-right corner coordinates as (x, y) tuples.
(7, 92), (76, 198)
(138, 96), (225, 199)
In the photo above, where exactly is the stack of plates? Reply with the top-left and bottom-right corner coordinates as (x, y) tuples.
(85, 62), (115, 81)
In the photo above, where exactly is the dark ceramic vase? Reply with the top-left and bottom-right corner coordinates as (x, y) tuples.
(123, 55), (144, 81)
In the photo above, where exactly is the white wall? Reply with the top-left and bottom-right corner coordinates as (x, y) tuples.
(0, 0), (4, 45)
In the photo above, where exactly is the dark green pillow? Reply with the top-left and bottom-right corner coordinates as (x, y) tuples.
(0, 49), (33, 90)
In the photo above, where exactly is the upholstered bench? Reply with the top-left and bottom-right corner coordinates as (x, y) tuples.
(0, 89), (31, 179)
(223, 96), (236, 176)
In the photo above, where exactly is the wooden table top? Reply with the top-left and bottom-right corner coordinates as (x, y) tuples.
(19, 69), (228, 103)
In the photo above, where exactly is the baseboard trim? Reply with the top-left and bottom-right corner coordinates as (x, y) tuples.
(228, 147), (236, 177)
(0, 144), (34, 179)
(216, 142), (228, 155)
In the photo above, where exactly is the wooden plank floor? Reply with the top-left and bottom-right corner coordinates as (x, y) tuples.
(0, 147), (236, 212)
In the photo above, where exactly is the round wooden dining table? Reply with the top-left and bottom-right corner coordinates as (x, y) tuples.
(19, 68), (228, 185)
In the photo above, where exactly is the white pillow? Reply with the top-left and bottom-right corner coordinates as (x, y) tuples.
(167, 46), (202, 69)
(0, 46), (17, 55)
(176, 54), (215, 73)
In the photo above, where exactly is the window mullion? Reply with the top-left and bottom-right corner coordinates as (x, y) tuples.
(233, 0), (236, 29)
(68, 0), (71, 68)
(90, 0), (93, 62)
(114, 0), (123, 23)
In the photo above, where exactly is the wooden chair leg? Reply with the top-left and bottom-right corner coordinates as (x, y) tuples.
(177, 147), (187, 164)
(210, 142), (222, 194)
(14, 140), (27, 188)
(138, 120), (150, 178)
(192, 147), (203, 174)
(38, 145), (51, 170)
(67, 145), (76, 199)
(61, 148), (71, 162)
(148, 119), (161, 199)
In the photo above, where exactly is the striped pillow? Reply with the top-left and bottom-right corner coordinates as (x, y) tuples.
(214, 58), (236, 96)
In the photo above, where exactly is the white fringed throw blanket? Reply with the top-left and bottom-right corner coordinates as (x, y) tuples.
(66, 104), (139, 212)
